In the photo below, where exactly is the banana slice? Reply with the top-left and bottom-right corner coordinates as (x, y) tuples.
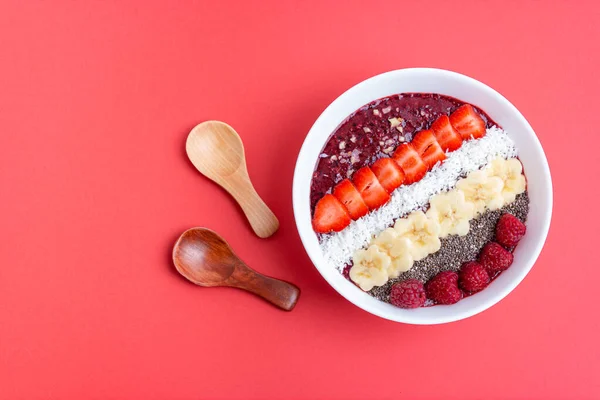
(426, 190), (475, 238)
(456, 170), (504, 215)
(371, 227), (400, 254)
(371, 228), (414, 278)
(393, 211), (441, 261)
(349, 245), (391, 291)
(387, 237), (414, 278)
(485, 157), (527, 203)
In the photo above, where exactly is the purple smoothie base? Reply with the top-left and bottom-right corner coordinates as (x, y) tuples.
(309, 93), (497, 213)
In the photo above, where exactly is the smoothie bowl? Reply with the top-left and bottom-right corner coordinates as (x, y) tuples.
(292, 68), (552, 324)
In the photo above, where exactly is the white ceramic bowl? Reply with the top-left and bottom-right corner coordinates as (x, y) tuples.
(293, 68), (552, 324)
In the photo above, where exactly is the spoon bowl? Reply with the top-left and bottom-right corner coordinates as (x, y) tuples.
(173, 228), (236, 286)
(186, 121), (279, 238)
(186, 121), (244, 177)
(173, 228), (300, 311)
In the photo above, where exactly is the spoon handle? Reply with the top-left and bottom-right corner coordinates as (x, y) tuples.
(227, 263), (300, 311)
(226, 172), (279, 238)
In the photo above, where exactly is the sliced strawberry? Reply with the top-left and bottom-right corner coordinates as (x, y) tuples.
(449, 104), (486, 140)
(352, 167), (390, 210)
(392, 144), (427, 184)
(312, 194), (351, 233)
(431, 115), (463, 151)
(421, 142), (446, 169)
(411, 129), (437, 154)
(333, 179), (368, 220)
(410, 129), (446, 169)
(371, 157), (405, 193)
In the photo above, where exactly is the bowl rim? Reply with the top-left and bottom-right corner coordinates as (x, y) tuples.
(292, 68), (553, 324)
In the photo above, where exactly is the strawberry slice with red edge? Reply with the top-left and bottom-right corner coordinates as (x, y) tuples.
(333, 179), (369, 220)
(352, 167), (390, 210)
(392, 144), (427, 184)
(410, 129), (446, 170)
(449, 104), (486, 140)
(371, 157), (405, 193)
(431, 115), (463, 151)
(312, 194), (351, 233)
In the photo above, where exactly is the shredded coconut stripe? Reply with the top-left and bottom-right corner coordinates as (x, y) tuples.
(319, 127), (518, 271)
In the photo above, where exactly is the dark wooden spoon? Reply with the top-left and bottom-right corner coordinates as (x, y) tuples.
(172, 228), (300, 311)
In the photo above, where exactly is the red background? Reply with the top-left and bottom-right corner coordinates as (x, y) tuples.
(1, 1), (598, 399)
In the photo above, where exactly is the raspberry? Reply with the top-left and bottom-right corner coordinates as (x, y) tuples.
(496, 213), (526, 248)
(459, 261), (490, 292)
(390, 279), (426, 309)
(478, 242), (513, 273)
(425, 271), (462, 305)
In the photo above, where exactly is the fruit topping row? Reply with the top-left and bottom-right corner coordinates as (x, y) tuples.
(349, 158), (526, 291)
(319, 127), (519, 271)
(389, 213), (527, 308)
(313, 105), (487, 233)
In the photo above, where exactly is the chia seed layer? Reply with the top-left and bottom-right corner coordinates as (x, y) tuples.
(368, 191), (530, 303)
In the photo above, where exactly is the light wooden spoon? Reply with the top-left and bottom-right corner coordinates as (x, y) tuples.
(186, 121), (279, 238)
